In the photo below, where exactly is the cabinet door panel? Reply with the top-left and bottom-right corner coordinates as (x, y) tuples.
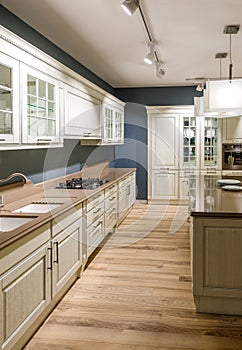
(64, 85), (101, 137)
(1, 244), (50, 349)
(151, 171), (178, 200)
(151, 114), (179, 169)
(52, 221), (82, 297)
(223, 117), (242, 143)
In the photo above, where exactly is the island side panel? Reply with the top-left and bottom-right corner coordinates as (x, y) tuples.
(192, 216), (242, 315)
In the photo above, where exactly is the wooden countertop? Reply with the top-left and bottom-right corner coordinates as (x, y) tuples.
(0, 164), (136, 250)
(190, 174), (242, 218)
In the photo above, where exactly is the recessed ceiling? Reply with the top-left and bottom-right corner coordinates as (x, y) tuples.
(1, 0), (242, 88)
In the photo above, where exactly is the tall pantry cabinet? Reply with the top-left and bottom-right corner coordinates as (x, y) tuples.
(147, 106), (222, 203)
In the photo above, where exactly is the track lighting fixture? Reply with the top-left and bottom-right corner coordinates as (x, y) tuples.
(144, 41), (155, 65)
(156, 61), (165, 78)
(196, 83), (204, 92)
(121, 0), (139, 16)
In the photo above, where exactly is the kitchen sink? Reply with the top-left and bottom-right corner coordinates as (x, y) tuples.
(13, 203), (61, 214)
(0, 216), (35, 232)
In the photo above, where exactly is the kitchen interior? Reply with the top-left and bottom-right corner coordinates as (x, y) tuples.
(1, 1), (242, 349)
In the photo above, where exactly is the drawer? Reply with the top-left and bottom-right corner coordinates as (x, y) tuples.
(52, 203), (82, 237)
(105, 207), (117, 229)
(118, 176), (129, 190)
(0, 223), (51, 275)
(87, 216), (104, 248)
(86, 192), (104, 212)
(105, 192), (117, 211)
(105, 183), (117, 198)
(86, 201), (104, 227)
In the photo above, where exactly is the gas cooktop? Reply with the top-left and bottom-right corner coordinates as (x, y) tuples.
(56, 177), (108, 190)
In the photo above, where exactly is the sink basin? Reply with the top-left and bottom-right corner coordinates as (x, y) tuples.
(0, 216), (34, 232)
(13, 203), (61, 214)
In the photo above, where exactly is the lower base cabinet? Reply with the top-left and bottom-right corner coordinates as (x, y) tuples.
(150, 170), (178, 202)
(0, 171), (136, 350)
(0, 225), (51, 350)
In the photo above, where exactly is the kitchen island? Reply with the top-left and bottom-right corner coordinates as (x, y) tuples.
(190, 174), (242, 316)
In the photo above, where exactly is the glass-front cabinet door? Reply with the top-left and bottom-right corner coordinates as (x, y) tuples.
(202, 117), (218, 168)
(21, 64), (60, 145)
(182, 114), (197, 168)
(103, 104), (124, 144)
(0, 53), (20, 144)
(114, 109), (124, 143)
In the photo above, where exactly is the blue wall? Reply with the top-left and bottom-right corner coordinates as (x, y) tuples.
(0, 5), (202, 199)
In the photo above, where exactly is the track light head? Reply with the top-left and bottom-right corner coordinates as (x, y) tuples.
(156, 61), (165, 78)
(121, 0), (139, 16)
(196, 83), (204, 91)
(144, 41), (156, 65)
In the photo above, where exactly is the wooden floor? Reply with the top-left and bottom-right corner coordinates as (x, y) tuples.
(25, 204), (242, 350)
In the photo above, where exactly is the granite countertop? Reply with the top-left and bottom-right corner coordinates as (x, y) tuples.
(0, 164), (136, 249)
(190, 174), (242, 217)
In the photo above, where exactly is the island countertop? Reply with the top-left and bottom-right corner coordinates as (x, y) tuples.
(190, 174), (242, 217)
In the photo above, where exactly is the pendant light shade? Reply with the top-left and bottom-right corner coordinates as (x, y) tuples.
(121, 0), (139, 16)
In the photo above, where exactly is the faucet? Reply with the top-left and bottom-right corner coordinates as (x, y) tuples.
(0, 172), (30, 185)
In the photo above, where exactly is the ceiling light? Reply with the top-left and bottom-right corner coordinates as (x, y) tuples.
(156, 61), (165, 78)
(196, 83), (204, 92)
(144, 41), (155, 65)
(121, 0), (139, 16)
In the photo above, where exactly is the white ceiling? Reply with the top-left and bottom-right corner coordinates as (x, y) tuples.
(1, 0), (242, 88)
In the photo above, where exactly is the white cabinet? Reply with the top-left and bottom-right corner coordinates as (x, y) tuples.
(222, 117), (242, 143)
(102, 103), (124, 144)
(64, 83), (101, 139)
(85, 192), (105, 257)
(0, 224), (51, 350)
(104, 183), (118, 235)
(51, 204), (83, 297)
(118, 172), (136, 222)
(151, 170), (179, 201)
(0, 52), (20, 144)
(21, 64), (61, 145)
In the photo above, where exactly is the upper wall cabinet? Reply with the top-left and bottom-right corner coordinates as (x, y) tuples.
(222, 117), (242, 143)
(63, 83), (101, 139)
(0, 52), (20, 144)
(21, 64), (61, 145)
(102, 103), (124, 144)
(0, 25), (125, 149)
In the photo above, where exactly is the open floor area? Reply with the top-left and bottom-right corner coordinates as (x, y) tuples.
(24, 204), (242, 350)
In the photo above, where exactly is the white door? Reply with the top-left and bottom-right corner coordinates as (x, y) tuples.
(151, 170), (178, 200)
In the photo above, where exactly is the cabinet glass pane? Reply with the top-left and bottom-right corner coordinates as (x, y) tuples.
(48, 83), (54, 100)
(48, 120), (55, 136)
(38, 118), (47, 136)
(38, 79), (46, 98)
(28, 117), (37, 136)
(204, 117), (218, 166)
(0, 111), (12, 134)
(0, 63), (11, 88)
(48, 102), (55, 118)
(183, 115), (196, 166)
(28, 75), (36, 95)
(28, 96), (37, 116)
(0, 88), (12, 110)
(38, 99), (47, 117)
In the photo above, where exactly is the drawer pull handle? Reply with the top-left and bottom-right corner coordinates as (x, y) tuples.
(93, 208), (101, 214)
(94, 221), (102, 229)
(0, 138), (6, 141)
(109, 196), (116, 201)
(54, 241), (59, 264)
(47, 247), (53, 270)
